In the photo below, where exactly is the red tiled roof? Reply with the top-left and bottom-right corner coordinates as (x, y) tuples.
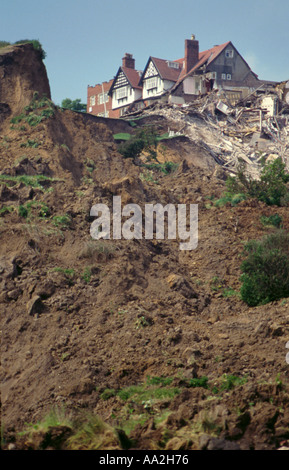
(151, 57), (183, 82)
(174, 41), (231, 87)
(122, 67), (142, 89)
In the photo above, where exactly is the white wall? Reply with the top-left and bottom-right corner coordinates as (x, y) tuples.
(142, 77), (175, 99)
(112, 86), (142, 109)
(183, 76), (206, 95)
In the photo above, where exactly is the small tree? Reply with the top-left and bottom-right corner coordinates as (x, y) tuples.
(118, 126), (158, 161)
(61, 98), (86, 113)
(240, 230), (289, 306)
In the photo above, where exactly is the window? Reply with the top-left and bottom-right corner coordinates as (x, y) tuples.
(90, 95), (96, 106)
(221, 73), (226, 80)
(146, 77), (157, 90)
(225, 49), (234, 58)
(227, 74), (232, 80)
(116, 87), (128, 99)
(98, 92), (109, 105)
(167, 61), (179, 69)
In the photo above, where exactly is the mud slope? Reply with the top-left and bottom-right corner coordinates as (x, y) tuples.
(1, 44), (289, 451)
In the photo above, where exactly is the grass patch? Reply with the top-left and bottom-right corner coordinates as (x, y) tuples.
(52, 214), (72, 229)
(0, 205), (14, 217)
(18, 201), (50, 219)
(260, 213), (283, 228)
(100, 376), (180, 407)
(212, 374), (247, 394)
(0, 39), (46, 60)
(113, 133), (132, 141)
(19, 406), (73, 438)
(0, 174), (59, 189)
(185, 376), (209, 389)
(141, 161), (178, 175)
(10, 92), (56, 127)
(117, 384), (180, 403)
(20, 139), (39, 148)
(81, 267), (92, 284)
(214, 192), (247, 207)
(18, 408), (120, 451)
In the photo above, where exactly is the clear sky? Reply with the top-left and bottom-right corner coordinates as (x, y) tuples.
(1, 0), (289, 106)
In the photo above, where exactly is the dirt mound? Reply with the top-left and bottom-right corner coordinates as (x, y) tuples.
(1, 45), (289, 451)
(0, 43), (51, 118)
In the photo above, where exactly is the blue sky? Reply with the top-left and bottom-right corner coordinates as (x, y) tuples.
(1, 0), (289, 105)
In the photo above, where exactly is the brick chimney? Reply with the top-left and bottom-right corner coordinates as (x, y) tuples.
(122, 53), (135, 69)
(184, 35), (199, 74)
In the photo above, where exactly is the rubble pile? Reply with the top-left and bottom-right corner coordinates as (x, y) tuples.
(125, 82), (289, 178)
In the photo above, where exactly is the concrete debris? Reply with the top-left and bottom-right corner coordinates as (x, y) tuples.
(125, 82), (289, 177)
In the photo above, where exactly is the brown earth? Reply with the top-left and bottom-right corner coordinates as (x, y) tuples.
(1, 44), (289, 451)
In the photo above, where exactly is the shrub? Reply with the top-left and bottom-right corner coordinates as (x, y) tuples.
(118, 126), (158, 161)
(142, 161), (178, 175)
(0, 41), (11, 48)
(226, 158), (289, 207)
(260, 213), (283, 228)
(240, 230), (289, 306)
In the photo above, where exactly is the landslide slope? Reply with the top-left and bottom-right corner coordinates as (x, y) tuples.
(1, 44), (289, 451)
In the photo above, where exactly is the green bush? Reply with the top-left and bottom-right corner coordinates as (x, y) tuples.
(240, 230), (289, 306)
(226, 158), (289, 207)
(61, 98), (86, 113)
(118, 126), (158, 160)
(260, 213), (283, 228)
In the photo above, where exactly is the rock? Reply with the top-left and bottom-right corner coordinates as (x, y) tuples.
(34, 280), (56, 299)
(199, 434), (241, 450)
(166, 274), (197, 299)
(0, 256), (19, 280)
(7, 287), (22, 301)
(270, 323), (284, 337)
(26, 295), (44, 316)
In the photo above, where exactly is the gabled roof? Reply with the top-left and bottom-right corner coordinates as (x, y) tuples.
(175, 41), (231, 86)
(108, 66), (142, 95)
(123, 66), (142, 89)
(139, 57), (182, 85)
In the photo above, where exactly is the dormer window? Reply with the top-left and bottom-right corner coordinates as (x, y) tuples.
(167, 61), (180, 69)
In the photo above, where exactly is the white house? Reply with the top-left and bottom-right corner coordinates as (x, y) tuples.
(139, 57), (183, 101)
(108, 53), (142, 116)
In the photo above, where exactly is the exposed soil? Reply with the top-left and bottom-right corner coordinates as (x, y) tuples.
(1, 44), (289, 451)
